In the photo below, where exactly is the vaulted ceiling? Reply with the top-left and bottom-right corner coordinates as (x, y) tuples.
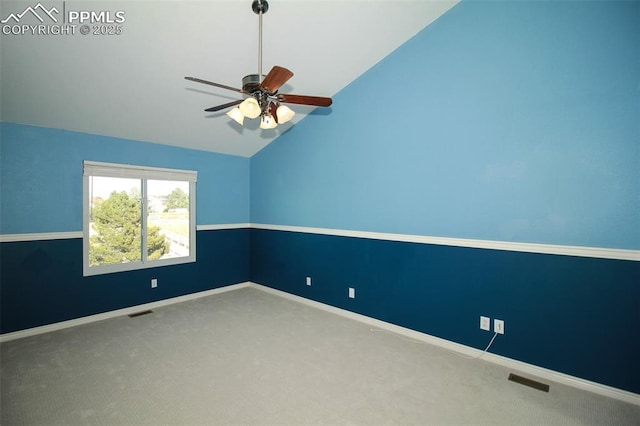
(1, 0), (458, 157)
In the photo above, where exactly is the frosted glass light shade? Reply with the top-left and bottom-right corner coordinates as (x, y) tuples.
(226, 107), (244, 125)
(239, 98), (261, 119)
(276, 105), (295, 124)
(260, 114), (277, 129)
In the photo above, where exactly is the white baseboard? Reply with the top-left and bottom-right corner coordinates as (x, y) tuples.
(0, 282), (251, 343)
(249, 283), (640, 407)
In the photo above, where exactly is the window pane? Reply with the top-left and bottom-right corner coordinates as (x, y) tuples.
(88, 177), (142, 266)
(147, 180), (190, 260)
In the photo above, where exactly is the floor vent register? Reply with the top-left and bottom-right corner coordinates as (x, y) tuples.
(508, 373), (550, 392)
(128, 310), (154, 318)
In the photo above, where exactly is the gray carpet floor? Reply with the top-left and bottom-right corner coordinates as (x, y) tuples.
(1, 286), (639, 425)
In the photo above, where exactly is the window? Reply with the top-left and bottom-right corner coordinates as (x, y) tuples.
(83, 161), (197, 276)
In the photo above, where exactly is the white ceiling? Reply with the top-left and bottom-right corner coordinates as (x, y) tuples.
(1, 0), (458, 157)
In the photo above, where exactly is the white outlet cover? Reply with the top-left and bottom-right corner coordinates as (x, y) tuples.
(480, 316), (490, 331)
(348, 288), (355, 298)
(306, 277), (312, 286)
(494, 319), (505, 334)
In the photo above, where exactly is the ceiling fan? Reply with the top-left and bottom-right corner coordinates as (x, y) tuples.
(185, 0), (332, 130)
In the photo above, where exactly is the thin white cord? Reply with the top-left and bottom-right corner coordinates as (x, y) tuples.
(369, 328), (499, 360)
(460, 331), (499, 360)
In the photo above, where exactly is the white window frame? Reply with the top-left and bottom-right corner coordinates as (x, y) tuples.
(83, 161), (197, 276)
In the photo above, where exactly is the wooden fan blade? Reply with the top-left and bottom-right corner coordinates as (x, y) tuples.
(204, 99), (243, 112)
(277, 93), (333, 107)
(260, 66), (294, 94)
(185, 77), (245, 94)
(268, 102), (279, 123)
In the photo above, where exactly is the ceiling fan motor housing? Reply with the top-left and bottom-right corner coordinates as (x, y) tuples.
(242, 74), (263, 93)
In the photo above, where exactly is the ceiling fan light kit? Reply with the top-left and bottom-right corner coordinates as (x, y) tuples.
(226, 108), (245, 125)
(276, 105), (295, 124)
(260, 114), (277, 130)
(185, 0), (332, 131)
(238, 98), (261, 119)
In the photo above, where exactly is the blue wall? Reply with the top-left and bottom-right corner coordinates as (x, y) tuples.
(2, 229), (250, 333)
(250, 1), (640, 394)
(251, 0), (639, 250)
(1, 123), (250, 234)
(250, 230), (639, 394)
(0, 123), (251, 333)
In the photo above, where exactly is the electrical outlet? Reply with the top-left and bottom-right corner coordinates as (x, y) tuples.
(480, 316), (491, 331)
(151, 278), (157, 288)
(306, 276), (312, 286)
(348, 287), (355, 299)
(494, 319), (505, 334)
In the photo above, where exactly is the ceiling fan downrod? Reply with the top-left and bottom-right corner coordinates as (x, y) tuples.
(252, 0), (269, 81)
